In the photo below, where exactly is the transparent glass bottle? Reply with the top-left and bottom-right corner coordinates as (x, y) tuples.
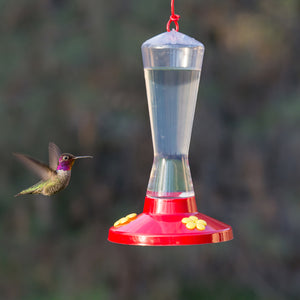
(142, 30), (204, 199)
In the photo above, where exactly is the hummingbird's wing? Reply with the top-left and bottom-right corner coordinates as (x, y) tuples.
(48, 142), (61, 171)
(14, 153), (55, 180)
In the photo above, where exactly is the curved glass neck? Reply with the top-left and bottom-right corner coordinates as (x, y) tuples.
(144, 67), (201, 198)
(147, 154), (194, 198)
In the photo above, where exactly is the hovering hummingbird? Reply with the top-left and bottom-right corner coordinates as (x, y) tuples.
(14, 143), (93, 196)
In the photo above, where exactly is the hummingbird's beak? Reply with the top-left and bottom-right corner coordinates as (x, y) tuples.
(74, 156), (93, 159)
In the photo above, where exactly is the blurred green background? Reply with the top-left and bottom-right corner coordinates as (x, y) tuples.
(1, 0), (300, 299)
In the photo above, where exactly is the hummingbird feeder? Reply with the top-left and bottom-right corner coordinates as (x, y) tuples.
(108, 0), (233, 246)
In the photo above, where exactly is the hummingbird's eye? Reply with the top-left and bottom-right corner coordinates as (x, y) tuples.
(63, 155), (69, 160)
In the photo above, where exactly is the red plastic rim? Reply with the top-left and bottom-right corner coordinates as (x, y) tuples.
(108, 196), (233, 246)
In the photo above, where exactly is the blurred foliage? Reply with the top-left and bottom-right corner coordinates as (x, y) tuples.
(0, 0), (300, 299)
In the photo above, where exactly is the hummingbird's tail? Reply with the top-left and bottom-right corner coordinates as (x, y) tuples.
(15, 181), (45, 197)
(15, 191), (27, 197)
(15, 189), (38, 197)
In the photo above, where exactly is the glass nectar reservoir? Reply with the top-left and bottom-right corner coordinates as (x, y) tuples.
(142, 30), (204, 199)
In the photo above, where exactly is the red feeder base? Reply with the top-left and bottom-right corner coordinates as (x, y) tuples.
(108, 196), (233, 246)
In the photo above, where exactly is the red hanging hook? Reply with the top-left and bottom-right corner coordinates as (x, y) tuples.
(166, 0), (180, 32)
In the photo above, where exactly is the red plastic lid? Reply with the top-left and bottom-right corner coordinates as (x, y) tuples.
(108, 196), (233, 246)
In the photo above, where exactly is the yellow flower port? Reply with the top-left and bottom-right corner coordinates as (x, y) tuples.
(114, 213), (137, 227)
(182, 216), (207, 231)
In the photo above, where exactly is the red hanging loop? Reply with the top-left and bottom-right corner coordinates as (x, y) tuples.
(166, 0), (180, 32)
